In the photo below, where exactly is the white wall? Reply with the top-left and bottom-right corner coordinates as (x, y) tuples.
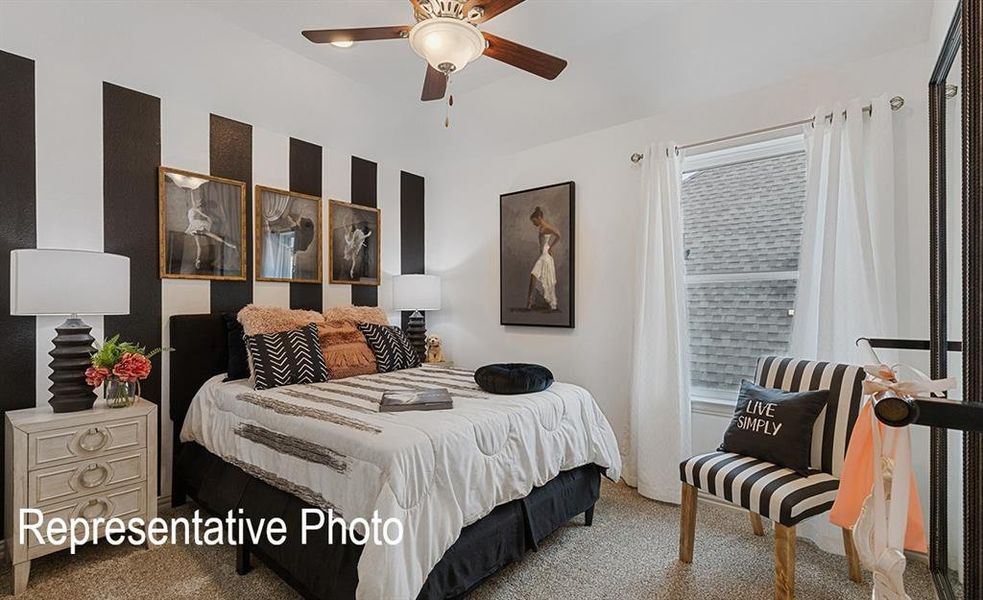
(0, 0), (426, 497)
(427, 41), (939, 555)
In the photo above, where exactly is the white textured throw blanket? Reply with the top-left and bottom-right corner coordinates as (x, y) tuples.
(181, 365), (622, 599)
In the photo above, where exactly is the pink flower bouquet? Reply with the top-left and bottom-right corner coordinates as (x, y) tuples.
(87, 335), (170, 407)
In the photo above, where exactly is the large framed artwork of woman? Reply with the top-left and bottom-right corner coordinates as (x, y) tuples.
(158, 167), (247, 280)
(500, 181), (575, 328)
(327, 200), (381, 286)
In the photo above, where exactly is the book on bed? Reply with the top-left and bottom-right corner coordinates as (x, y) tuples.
(380, 388), (453, 412)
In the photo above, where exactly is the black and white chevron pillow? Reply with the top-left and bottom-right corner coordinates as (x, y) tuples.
(357, 323), (421, 373)
(245, 323), (329, 390)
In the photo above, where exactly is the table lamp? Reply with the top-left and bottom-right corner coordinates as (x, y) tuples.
(392, 274), (441, 362)
(10, 249), (130, 412)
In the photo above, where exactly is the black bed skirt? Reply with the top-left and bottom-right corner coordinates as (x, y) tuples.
(175, 442), (601, 600)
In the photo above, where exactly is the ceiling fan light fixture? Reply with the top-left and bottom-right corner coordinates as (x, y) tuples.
(409, 17), (484, 74)
(330, 40), (354, 48)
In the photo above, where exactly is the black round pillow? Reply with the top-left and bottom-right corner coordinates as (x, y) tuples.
(474, 363), (554, 395)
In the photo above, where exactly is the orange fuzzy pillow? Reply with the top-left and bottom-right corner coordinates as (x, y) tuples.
(319, 305), (391, 378)
(237, 305), (325, 336)
(323, 305), (390, 326)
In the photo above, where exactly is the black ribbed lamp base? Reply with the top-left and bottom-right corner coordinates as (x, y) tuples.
(405, 311), (427, 363)
(48, 317), (97, 413)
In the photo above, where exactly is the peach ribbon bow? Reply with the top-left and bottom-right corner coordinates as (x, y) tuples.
(860, 363), (956, 399)
(828, 363), (957, 554)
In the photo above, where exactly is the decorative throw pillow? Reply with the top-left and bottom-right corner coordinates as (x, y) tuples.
(222, 313), (250, 381)
(719, 379), (829, 475)
(357, 323), (421, 372)
(474, 363), (554, 395)
(323, 305), (390, 327)
(317, 322), (379, 379)
(237, 305), (324, 336)
(319, 305), (392, 379)
(244, 323), (329, 390)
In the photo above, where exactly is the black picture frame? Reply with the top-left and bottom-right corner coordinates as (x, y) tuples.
(499, 181), (575, 328)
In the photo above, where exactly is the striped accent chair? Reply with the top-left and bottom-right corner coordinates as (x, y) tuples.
(678, 357), (866, 600)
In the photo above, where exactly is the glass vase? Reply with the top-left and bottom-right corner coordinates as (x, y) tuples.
(105, 378), (139, 409)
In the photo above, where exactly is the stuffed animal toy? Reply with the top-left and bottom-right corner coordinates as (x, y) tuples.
(425, 334), (444, 363)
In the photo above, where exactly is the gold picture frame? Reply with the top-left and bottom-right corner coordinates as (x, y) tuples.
(254, 185), (323, 284)
(327, 199), (381, 286)
(158, 167), (248, 281)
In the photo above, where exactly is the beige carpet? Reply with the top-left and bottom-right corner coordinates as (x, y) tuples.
(0, 481), (940, 599)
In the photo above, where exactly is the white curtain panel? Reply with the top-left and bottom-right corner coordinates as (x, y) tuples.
(790, 94), (899, 554)
(792, 94), (899, 363)
(624, 142), (692, 504)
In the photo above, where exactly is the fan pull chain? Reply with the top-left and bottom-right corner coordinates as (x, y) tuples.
(445, 74), (454, 128)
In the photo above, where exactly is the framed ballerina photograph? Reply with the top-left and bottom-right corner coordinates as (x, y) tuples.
(255, 185), (322, 283)
(500, 181), (575, 328)
(328, 200), (380, 286)
(158, 167), (247, 280)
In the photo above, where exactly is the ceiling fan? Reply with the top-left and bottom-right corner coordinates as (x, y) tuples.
(301, 0), (568, 102)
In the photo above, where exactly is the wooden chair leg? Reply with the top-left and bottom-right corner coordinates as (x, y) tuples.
(678, 482), (697, 563)
(842, 527), (862, 583)
(749, 512), (765, 536)
(774, 524), (796, 600)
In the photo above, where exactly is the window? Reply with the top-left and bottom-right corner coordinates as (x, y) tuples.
(680, 136), (807, 400)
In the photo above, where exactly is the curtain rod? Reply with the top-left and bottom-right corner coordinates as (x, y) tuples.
(630, 95), (907, 164)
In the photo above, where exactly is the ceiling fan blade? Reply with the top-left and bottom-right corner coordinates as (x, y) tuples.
(302, 26), (410, 44)
(464, 0), (525, 23)
(408, 0), (427, 17)
(482, 33), (567, 80)
(421, 65), (447, 101)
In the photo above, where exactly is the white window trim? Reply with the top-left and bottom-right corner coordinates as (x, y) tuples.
(691, 394), (739, 418)
(686, 270), (799, 284)
(691, 387), (740, 416)
(682, 133), (806, 173)
(683, 133), (807, 412)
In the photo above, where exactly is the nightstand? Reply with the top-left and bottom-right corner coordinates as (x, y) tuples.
(4, 398), (157, 595)
(425, 361), (455, 368)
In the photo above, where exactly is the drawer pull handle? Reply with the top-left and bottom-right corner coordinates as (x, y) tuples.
(78, 464), (109, 489)
(79, 499), (108, 520)
(79, 428), (109, 452)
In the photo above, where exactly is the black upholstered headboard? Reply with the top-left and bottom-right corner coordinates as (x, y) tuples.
(169, 313), (227, 502)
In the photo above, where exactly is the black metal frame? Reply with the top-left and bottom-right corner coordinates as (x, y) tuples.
(928, 6), (962, 596)
(925, 1), (983, 596)
(961, 1), (983, 594)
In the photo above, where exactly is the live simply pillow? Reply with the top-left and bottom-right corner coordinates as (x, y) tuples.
(719, 379), (829, 475)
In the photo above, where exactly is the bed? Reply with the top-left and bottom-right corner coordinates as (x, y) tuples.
(169, 314), (621, 599)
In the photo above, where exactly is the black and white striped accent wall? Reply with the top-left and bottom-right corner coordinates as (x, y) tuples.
(210, 115), (254, 313)
(289, 138), (323, 311)
(352, 156), (379, 308)
(0, 51), (38, 535)
(0, 49), (426, 530)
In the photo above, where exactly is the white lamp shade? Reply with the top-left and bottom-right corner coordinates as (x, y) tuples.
(392, 275), (441, 311)
(10, 249), (130, 316)
(408, 17), (485, 73)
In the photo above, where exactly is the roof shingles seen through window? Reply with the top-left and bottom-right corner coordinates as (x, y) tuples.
(681, 151), (807, 392)
(682, 152), (807, 276)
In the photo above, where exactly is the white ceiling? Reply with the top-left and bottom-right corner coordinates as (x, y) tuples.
(198, 1), (672, 99)
(199, 0), (935, 155)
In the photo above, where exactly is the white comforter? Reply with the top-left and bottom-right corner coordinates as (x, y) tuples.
(181, 365), (622, 599)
